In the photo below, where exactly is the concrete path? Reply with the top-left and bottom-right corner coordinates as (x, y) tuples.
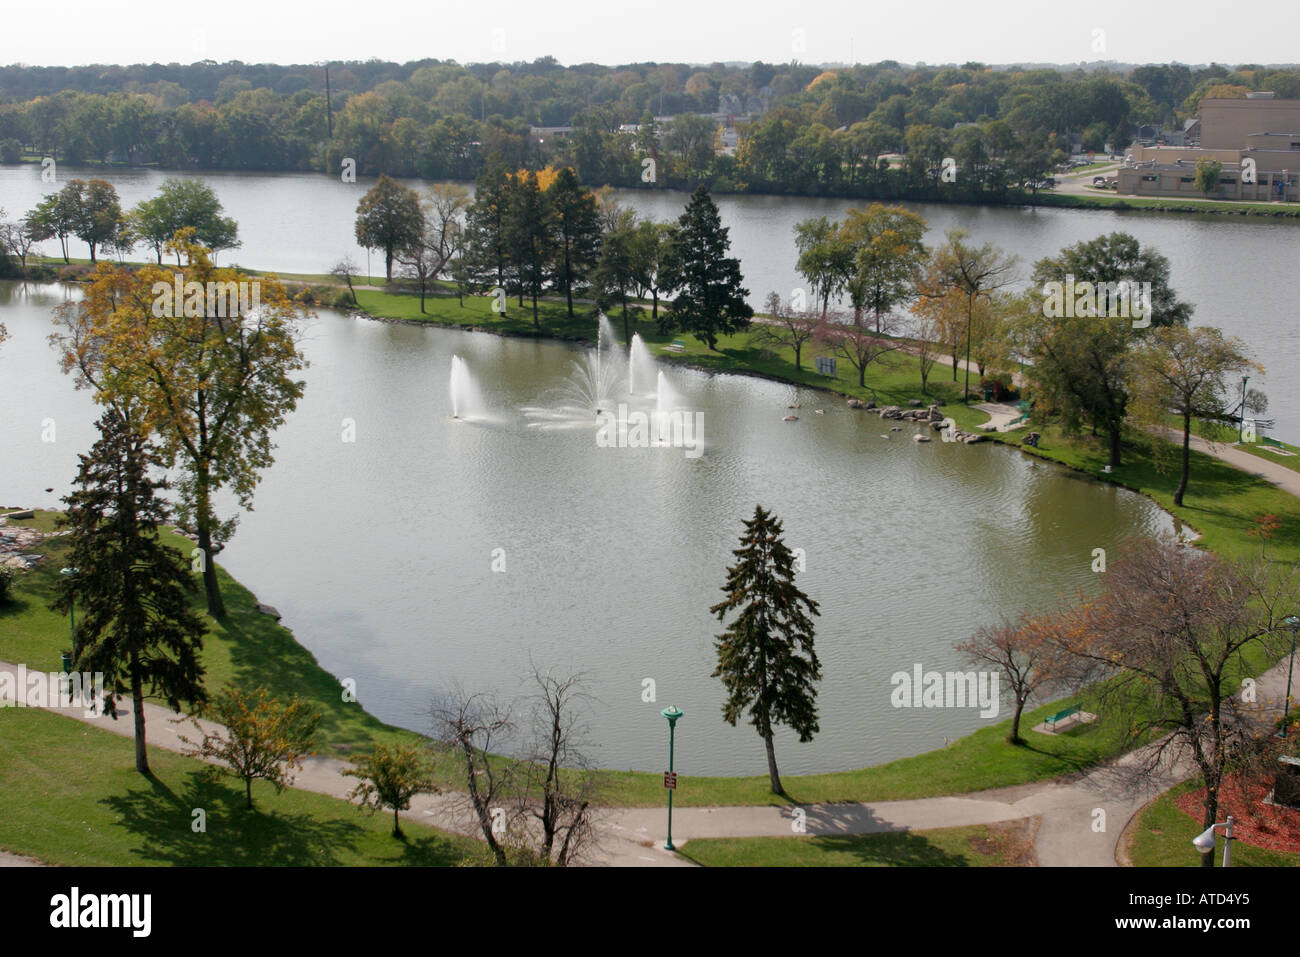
(5, 653), (1293, 867)
(1168, 429), (1300, 498)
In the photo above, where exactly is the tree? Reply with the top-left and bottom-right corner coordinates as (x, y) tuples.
(505, 170), (555, 328)
(547, 167), (601, 318)
(819, 308), (903, 388)
(329, 255), (359, 305)
(53, 234), (309, 617)
(397, 184), (468, 313)
(517, 665), (600, 866)
(463, 166), (513, 310)
(909, 313), (943, 394)
(354, 174), (423, 282)
(594, 209), (641, 343)
(24, 189), (78, 263)
(51, 408), (208, 774)
(1050, 539), (1299, 865)
(755, 292), (820, 371)
(0, 213), (39, 276)
(664, 186), (753, 350)
(710, 505), (821, 795)
(73, 178), (123, 263)
(129, 179), (241, 265)
(793, 216), (850, 318)
(631, 220), (680, 324)
(344, 742), (438, 838)
(1195, 157), (1223, 198)
(179, 685), (322, 808)
(1130, 325), (1257, 506)
(839, 204), (928, 333)
(430, 688), (517, 866)
(957, 613), (1059, 744)
(930, 229), (1017, 403)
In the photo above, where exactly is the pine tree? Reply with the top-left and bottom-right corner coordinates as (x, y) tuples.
(506, 170), (555, 328)
(52, 409), (207, 774)
(547, 167), (601, 318)
(664, 185), (753, 350)
(710, 505), (821, 795)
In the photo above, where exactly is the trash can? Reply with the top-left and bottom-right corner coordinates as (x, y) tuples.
(983, 387), (993, 401)
(60, 651), (72, 673)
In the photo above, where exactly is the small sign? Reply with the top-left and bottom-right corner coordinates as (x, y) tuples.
(663, 771), (677, 790)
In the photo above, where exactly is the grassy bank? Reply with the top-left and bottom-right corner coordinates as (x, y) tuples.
(680, 817), (1037, 866)
(1034, 192), (1300, 217)
(0, 708), (485, 866)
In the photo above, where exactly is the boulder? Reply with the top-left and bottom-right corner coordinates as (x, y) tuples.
(878, 405), (903, 420)
(908, 399), (923, 407)
(847, 398), (865, 409)
(912, 433), (931, 442)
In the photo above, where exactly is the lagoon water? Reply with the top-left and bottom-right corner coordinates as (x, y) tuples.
(0, 281), (1176, 774)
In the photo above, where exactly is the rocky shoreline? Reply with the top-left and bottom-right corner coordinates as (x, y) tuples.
(846, 398), (986, 443)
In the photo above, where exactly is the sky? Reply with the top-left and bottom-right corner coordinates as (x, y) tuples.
(6, 0), (1297, 69)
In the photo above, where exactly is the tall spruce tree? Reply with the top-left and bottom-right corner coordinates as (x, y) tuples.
(664, 185), (753, 350)
(506, 170), (555, 328)
(710, 505), (821, 795)
(547, 167), (601, 318)
(52, 409), (207, 774)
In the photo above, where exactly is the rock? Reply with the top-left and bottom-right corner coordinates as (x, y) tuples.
(814, 409), (824, 415)
(783, 415), (798, 421)
(961, 434), (985, 444)
(930, 420), (946, 430)
(878, 405), (903, 419)
(908, 399), (923, 407)
(864, 401), (877, 410)
(256, 603), (282, 619)
(787, 403), (801, 409)
(912, 433), (931, 442)
(847, 398), (865, 409)
(889, 426), (902, 432)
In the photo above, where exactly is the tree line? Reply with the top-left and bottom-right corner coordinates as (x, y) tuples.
(3, 59), (1297, 199)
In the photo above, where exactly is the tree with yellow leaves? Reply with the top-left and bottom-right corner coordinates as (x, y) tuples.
(52, 230), (310, 617)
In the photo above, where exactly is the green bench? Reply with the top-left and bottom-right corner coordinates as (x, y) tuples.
(1045, 705), (1082, 731)
(666, 339), (686, 353)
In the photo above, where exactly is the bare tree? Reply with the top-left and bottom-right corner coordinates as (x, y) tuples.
(429, 688), (518, 866)
(396, 184), (469, 313)
(1052, 538), (1299, 865)
(818, 309), (903, 388)
(329, 255), (359, 305)
(910, 314), (943, 395)
(518, 665), (601, 866)
(754, 292), (821, 371)
(0, 213), (38, 277)
(957, 612), (1063, 744)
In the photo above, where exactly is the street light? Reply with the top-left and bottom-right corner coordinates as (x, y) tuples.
(1281, 616), (1299, 739)
(1192, 815), (1236, 866)
(59, 566), (78, 669)
(661, 705), (683, 851)
(1238, 375), (1250, 443)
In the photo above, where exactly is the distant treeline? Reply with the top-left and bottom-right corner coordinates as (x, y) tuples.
(2, 58), (1299, 200)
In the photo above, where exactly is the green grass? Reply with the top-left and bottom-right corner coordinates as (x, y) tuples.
(1239, 437), (1300, 473)
(1126, 780), (1300, 867)
(680, 817), (1036, 866)
(1035, 191), (1300, 217)
(0, 707), (487, 866)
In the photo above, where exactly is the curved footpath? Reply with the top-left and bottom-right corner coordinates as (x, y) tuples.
(3, 653), (1292, 867)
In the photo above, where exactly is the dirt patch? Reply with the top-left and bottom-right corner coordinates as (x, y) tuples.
(967, 816), (1039, 866)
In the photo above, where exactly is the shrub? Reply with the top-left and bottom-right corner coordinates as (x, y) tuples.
(0, 565), (17, 605)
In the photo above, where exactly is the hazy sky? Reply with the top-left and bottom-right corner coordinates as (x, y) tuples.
(7, 0), (1296, 69)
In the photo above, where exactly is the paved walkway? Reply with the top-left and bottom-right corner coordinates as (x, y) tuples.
(1159, 428), (1300, 499)
(4, 653), (1293, 867)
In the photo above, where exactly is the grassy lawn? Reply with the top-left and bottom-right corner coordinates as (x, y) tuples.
(1240, 438), (1300, 473)
(1035, 192), (1300, 217)
(0, 707), (486, 866)
(1125, 780), (1300, 867)
(680, 817), (1036, 866)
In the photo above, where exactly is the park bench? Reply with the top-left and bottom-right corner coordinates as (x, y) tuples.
(1045, 704), (1081, 731)
(666, 339), (686, 353)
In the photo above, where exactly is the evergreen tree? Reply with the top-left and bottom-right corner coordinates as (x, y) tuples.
(52, 409), (207, 775)
(710, 505), (821, 796)
(463, 166), (513, 313)
(506, 170), (555, 328)
(547, 167), (601, 318)
(664, 185), (753, 350)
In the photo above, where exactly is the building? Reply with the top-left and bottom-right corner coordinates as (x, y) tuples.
(1117, 93), (1300, 202)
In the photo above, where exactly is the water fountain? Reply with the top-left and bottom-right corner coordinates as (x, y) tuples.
(449, 355), (488, 420)
(629, 334), (658, 396)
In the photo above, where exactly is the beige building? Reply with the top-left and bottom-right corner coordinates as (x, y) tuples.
(1117, 93), (1300, 202)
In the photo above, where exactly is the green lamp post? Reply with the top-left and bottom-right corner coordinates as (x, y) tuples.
(59, 566), (78, 672)
(661, 705), (683, 851)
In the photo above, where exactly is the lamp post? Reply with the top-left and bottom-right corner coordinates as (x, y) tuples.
(1238, 376), (1250, 443)
(59, 566), (78, 669)
(1192, 815), (1235, 866)
(661, 705), (683, 851)
(1282, 616), (1299, 739)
